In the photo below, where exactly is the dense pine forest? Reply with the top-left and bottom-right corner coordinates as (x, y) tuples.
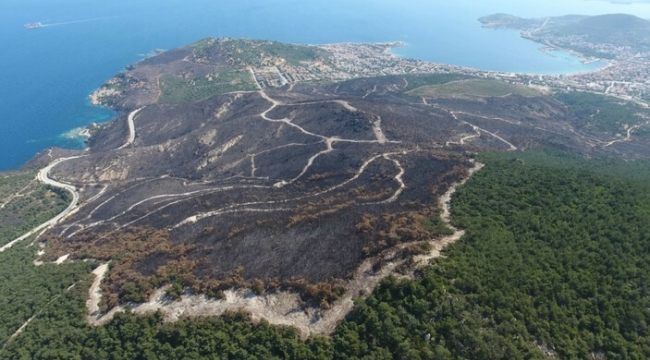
(2, 150), (650, 359)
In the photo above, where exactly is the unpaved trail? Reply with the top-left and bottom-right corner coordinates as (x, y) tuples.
(362, 85), (378, 99)
(164, 92), (402, 228)
(4, 316), (36, 348)
(283, 138), (335, 185)
(33, 253), (71, 267)
(363, 153), (407, 205)
(413, 161), (484, 266)
(475, 126), (518, 151)
(259, 91), (397, 145)
(249, 143), (308, 177)
(4, 283), (78, 350)
(154, 76), (162, 103)
(0, 181), (35, 210)
(446, 110), (518, 151)
(83, 185), (108, 205)
(249, 67), (262, 90)
(372, 116), (388, 144)
(87, 263), (109, 321)
(87, 160), (485, 337)
(446, 124), (481, 147)
(172, 150), (408, 229)
(604, 122), (647, 147)
(453, 111), (521, 126)
(117, 107), (144, 150)
(87, 177), (162, 218)
(421, 102), (519, 151)
(71, 184), (268, 236)
(333, 100), (357, 112)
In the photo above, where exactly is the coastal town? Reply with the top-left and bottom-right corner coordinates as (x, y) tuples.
(243, 11), (650, 105)
(245, 41), (472, 90)
(92, 15), (650, 111)
(244, 39), (650, 105)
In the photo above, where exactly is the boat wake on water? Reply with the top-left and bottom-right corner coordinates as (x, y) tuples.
(24, 16), (118, 29)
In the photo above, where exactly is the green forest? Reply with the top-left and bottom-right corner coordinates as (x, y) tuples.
(2, 150), (650, 359)
(0, 172), (91, 348)
(409, 79), (541, 98)
(158, 70), (258, 104)
(0, 171), (71, 247)
(554, 92), (650, 137)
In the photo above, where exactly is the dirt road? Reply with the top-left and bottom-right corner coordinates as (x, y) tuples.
(0, 156), (83, 252)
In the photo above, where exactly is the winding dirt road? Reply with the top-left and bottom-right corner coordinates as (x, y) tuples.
(117, 107), (144, 150)
(3, 84), (506, 344)
(0, 156), (84, 252)
(67, 90), (406, 235)
(604, 121), (649, 147)
(442, 109), (518, 151)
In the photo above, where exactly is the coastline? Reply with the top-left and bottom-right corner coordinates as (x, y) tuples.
(7, 35), (617, 173)
(89, 84), (120, 106)
(61, 127), (91, 140)
(387, 33), (606, 77)
(53, 37), (605, 172)
(5, 0), (649, 173)
(519, 33), (611, 76)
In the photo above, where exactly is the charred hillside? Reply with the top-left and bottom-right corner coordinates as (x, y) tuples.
(39, 40), (650, 311)
(47, 85), (475, 307)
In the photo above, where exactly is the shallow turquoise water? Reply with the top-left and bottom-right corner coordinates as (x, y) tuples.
(1, 0), (647, 170)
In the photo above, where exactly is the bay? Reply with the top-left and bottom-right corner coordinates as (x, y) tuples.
(1, 0), (649, 170)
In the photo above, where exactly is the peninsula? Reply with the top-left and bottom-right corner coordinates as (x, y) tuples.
(15, 36), (646, 331)
(479, 13), (650, 102)
(1, 30), (650, 358)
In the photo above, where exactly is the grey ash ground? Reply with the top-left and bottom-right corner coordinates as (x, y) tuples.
(32, 68), (650, 309)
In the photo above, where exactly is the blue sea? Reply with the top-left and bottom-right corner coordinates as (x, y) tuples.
(2, 0), (650, 171)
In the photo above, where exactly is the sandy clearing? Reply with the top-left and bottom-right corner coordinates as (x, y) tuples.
(54, 254), (70, 265)
(372, 116), (388, 144)
(87, 263), (110, 321)
(333, 100), (357, 112)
